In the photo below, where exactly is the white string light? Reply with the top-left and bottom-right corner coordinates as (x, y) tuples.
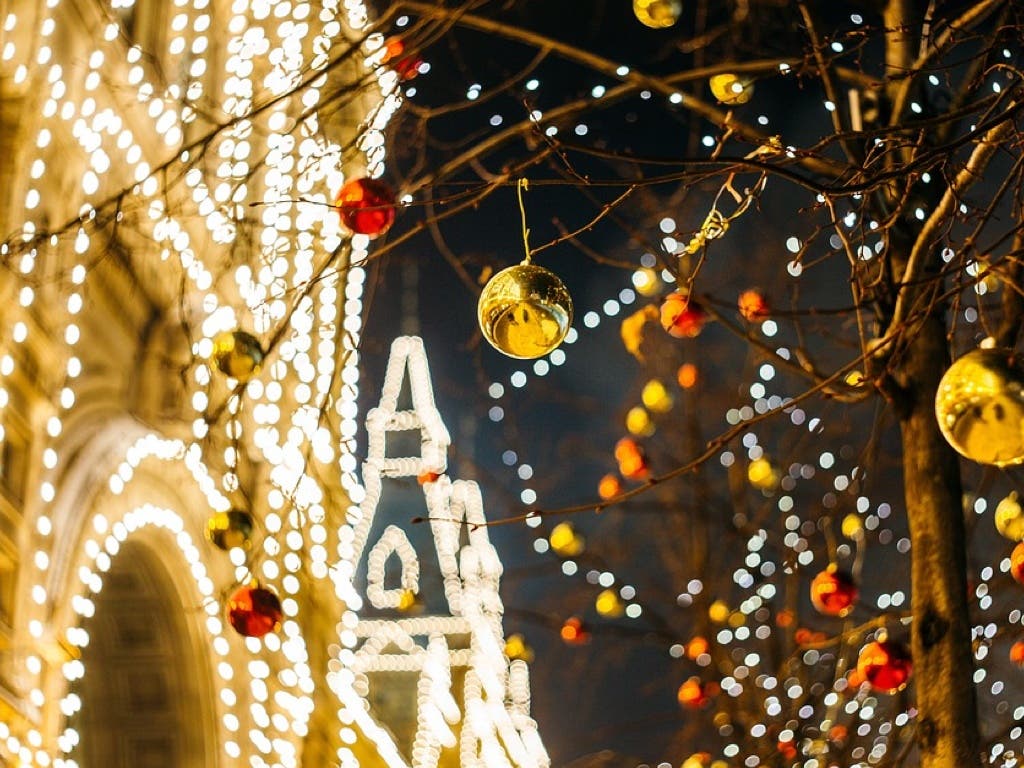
(330, 336), (549, 768)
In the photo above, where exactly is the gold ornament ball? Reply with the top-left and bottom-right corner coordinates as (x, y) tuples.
(996, 492), (1024, 541)
(841, 513), (863, 539)
(633, 0), (682, 29)
(478, 263), (572, 359)
(935, 348), (1024, 467)
(709, 73), (754, 105)
(641, 379), (673, 413)
(549, 521), (585, 558)
(595, 588), (625, 618)
(213, 330), (265, 383)
(206, 509), (256, 551)
(626, 406), (655, 437)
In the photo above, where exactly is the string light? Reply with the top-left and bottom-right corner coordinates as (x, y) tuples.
(330, 336), (549, 768)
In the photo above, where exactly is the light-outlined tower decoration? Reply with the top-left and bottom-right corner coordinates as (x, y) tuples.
(328, 336), (549, 768)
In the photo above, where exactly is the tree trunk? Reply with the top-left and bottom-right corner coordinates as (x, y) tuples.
(897, 313), (981, 768)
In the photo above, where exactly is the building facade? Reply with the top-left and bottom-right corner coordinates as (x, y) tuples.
(0, 2), (546, 767)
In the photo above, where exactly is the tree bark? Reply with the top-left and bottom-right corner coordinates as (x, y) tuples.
(897, 313), (981, 768)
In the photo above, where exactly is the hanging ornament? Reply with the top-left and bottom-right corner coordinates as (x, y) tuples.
(417, 469), (441, 485)
(935, 348), (1024, 467)
(633, 267), (662, 296)
(841, 513), (864, 539)
(795, 627), (827, 645)
(708, 600), (729, 624)
(776, 739), (797, 761)
(595, 588), (625, 618)
(206, 509), (256, 551)
(614, 437), (649, 480)
(996, 492), (1024, 541)
(677, 362), (698, 389)
(738, 289), (770, 321)
(626, 406), (655, 437)
(660, 292), (708, 338)
(478, 263), (573, 359)
(598, 473), (622, 500)
(1011, 542), (1024, 584)
(1010, 640), (1024, 666)
(226, 583), (283, 638)
(641, 379), (673, 412)
(856, 639), (912, 694)
(827, 724), (849, 746)
(560, 616), (591, 645)
(397, 588), (423, 613)
(709, 73), (755, 105)
(479, 180), (573, 359)
(335, 177), (396, 238)
(505, 633), (535, 663)
(747, 457), (779, 491)
(621, 305), (659, 362)
(549, 521), (585, 558)
(677, 677), (718, 709)
(681, 754), (712, 768)
(381, 37), (422, 81)
(685, 635), (710, 660)
(810, 565), (858, 617)
(213, 330), (264, 383)
(632, 0), (682, 29)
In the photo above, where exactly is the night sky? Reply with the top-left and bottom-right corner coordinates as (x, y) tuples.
(351, 2), (1003, 765)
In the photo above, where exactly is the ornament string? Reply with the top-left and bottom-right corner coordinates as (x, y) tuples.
(684, 139), (781, 256)
(680, 137), (782, 290)
(517, 177), (532, 265)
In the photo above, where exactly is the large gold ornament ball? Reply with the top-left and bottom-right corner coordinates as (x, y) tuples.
(478, 263), (573, 359)
(935, 348), (1024, 467)
(709, 73), (754, 105)
(213, 330), (265, 383)
(206, 509), (256, 551)
(633, 0), (682, 28)
(995, 492), (1024, 541)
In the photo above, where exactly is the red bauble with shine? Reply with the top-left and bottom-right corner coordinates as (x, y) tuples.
(810, 566), (858, 617)
(227, 584), (283, 638)
(560, 616), (591, 646)
(335, 178), (396, 238)
(1011, 541), (1024, 585)
(660, 292), (707, 338)
(1010, 640), (1024, 666)
(381, 37), (422, 80)
(856, 639), (912, 694)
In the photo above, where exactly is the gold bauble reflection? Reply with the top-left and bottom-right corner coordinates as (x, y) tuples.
(478, 263), (572, 359)
(213, 330), (265, 383)
(936, 348), (1024, 467)
(709, 73), (754, 105)
(633, 0), (682, 28)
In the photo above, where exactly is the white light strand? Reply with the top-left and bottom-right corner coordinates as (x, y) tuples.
(330, 336), (548, 768)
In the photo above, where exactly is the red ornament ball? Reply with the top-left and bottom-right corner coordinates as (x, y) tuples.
(1011, 541), (1024, 584)
(660, 292), (707, 338)
(810, 566), (858, 617)
(335, 177), (396, 238)
(614, 437), (649, 480)
(560, 616), (591, 646)
(417, 469), (441, 485)
(676, 677), (718, 709)
(738, 289), (770, 321)
(227, 584), (283, 638)
(381, 37), (422, 80)
(856, 639), (912, 694)
(1010, 640), (1024, 666)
